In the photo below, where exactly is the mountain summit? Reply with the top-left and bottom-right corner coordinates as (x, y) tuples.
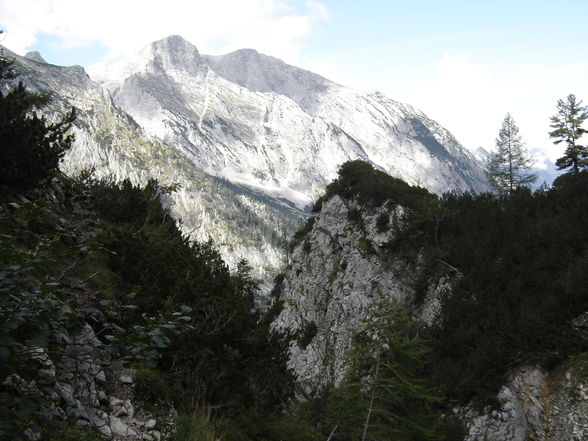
(89, 35), (491, 207)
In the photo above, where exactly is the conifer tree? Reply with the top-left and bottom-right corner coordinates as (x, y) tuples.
(487, 113), (536, 194)
(0, 47), (75, 195)
(549, 94), (588, 173)
(329, 295), (443, 441)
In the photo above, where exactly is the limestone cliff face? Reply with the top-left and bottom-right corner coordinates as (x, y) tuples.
(272, 194), (419, 392)
(462, 362), (588, 441)
(272, 192), (588, 439)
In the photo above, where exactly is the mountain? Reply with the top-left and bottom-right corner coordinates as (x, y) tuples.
(5, 46), (305, 291)
(5, 35), (490, 289)
(89, 35), (491, 207)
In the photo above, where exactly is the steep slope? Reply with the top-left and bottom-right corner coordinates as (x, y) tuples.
(5, 47), (305, 285)
(90, 35), (491, 206)
(272, 163), (588, 440)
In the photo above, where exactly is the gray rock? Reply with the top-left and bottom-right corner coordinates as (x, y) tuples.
(119, 374), (134, 384)
(144, 419), (157, 429)
(109, 414), (138, 437)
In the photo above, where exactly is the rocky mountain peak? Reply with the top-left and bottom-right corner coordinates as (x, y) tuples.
(145, 35), (202, 71)
(203, 46), (333, 109)
(24, 51), (47, 63)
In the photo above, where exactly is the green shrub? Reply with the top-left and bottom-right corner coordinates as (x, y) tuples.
(0, 81), (75, 195)
(174, 410), (217, 441)
(395, 172), (588, 406)
(134, 367), (171, 404)
(289, 217), (315, 250)
(48, 426), (102, 441)
(357, 236), (376, 255)
(323, 160), (437, 212)
(298, 321), (318, 349)
(375, 212), (390, 232)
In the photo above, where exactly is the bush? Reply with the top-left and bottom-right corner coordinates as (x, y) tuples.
(0, 82), (75, 195)
(289, 217), (315, 250)
(323, 160), (437, 212)
(375, 212), (389, 232)
(134, 367), (171, 404)
(174, 410), (217, 441)
(394, 172), (588, 406)
(298, 321), (318, 349)
(48, 426), (102, 441)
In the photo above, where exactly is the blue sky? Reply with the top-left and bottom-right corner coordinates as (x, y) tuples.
(1, 0), (587, 166)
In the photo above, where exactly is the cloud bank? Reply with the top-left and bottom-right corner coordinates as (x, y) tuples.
(0, 0), (328, 63)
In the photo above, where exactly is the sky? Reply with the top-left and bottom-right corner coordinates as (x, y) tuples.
(1, 0), (587, 169)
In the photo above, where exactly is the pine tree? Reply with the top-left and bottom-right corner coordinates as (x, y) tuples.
(549, 94), (588, 173)
(328, 295), (443, 441)
(487, 113), (536, 194)
(0, 47), (75, 195)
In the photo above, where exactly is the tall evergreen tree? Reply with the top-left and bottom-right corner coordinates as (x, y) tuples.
(328, 295), (443, 441)
(549, 94), (588, 173)
(487, 113), (536, 194)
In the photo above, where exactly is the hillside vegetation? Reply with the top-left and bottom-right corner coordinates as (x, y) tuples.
(310, 160), (588, 408)
(0, 54), (294, 441)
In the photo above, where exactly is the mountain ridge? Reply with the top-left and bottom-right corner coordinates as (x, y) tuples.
(3, 35), (491, 289)
(88, 35), (492, 206)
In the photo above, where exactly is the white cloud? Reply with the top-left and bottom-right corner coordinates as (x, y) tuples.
(378, 53), (588, 167)
(0, 0), (328, 63)
(403, 53), (500, 151)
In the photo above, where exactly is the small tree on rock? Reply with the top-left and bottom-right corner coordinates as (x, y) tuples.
(549, 94), (588, 173)
(487, 113), (536, 194)
(327, 294), (443, 441)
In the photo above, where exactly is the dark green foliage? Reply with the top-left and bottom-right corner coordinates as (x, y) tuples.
(134, 367), (171, 404)
(0, 173), (293, 438)
(549, 94), (588, 172)
(325, 296), (444, 441)
(0, 189), (191, 438)
(487, 113), (536, 194)
(47, 426), (102, 441)
(322, 160), (437, 212)
(289, 216), (315, 250)
(298, 321), (318, 349)
(376, 212), (390, 232)
(89, 178), (294, 418)
(0, 44), (17, 82)
(347, 207), (363, 226)
(0, 63), (75, 195)
(395, 172), (588, 406)
(357, 236), (376, 255)
(174, 410), (217, 441)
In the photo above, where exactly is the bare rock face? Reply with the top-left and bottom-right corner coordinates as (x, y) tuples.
(91, 35), (491, 206)
(24, 51), (46, 63)
(272, 194), (418, 392)
(462, 361), (588, 441)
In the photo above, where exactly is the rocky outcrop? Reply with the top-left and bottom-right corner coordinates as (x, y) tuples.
(273, 190), (588, 439)
(462, 361), (588, 441)
(272, 194), (418, 392)
(3, 324), (174, 441)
